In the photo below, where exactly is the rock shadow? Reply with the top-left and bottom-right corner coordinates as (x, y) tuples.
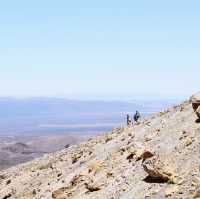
(143, 175), (169, 184)
(195, 118), (200, 123)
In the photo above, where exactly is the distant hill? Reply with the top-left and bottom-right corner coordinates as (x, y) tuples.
(2, 142), (30, 153)
(0, 134), (89, 170)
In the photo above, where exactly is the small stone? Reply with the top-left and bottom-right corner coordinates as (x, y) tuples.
(0, 174), (6, 179)
(52, 187), (67, 198)
(126, 153), (134, 162)
(185, 137), (193, 146)
(65, 144), (70, 148)
(85, 183), (101, 192)
(32, 189), (36, 195)
(165, 185), (178, 197)
(144, 137), (152, 142)
(6, 179), (11, 185)
(105, 135), (112, 143)
(192, 176), (200, 187)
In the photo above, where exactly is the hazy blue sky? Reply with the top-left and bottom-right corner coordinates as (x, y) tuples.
(0, 0), (199, 100)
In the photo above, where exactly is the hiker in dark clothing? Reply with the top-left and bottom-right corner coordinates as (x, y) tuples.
(126, 114), (132, 126)
(134, 111), (141, 122)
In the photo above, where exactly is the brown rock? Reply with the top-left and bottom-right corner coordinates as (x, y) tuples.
(52, 187), (68, 199)
(85, 182), (101, 192)
(135, 148), (154, 162)
(126, 153), (134, 162)
(6, 179), (11, 185)
(142, 156), (175, 183)
(190, 92), (200, 104)
(0, 174), (6, 179)
(2, 193), (12, 199)
(140, 151), (154, 162)
(193, 189), (200, 198)
(190, 92), (200, 119)
(196, 106), (200, 119)
(184, 137), (194, 146)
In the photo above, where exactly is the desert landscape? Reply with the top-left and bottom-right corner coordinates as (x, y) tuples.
(0, 1), (198, 198)
(0, 98), (174, 170)
(0, 95), (200, 198)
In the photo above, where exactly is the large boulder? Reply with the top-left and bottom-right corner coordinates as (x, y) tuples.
(190, 92), (200, 119)
(190, 91), (200, 104)
(142, 156), (176, 183)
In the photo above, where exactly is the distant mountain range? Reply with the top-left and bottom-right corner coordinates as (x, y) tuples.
(0, 97), (178, 170)
(0, 97), (177, 136)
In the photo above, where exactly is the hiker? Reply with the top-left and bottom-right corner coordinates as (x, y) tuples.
(134, 111), (141, 122)
(126, 114), (132, 126)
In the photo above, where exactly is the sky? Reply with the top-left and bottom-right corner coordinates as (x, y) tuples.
(0, 0), (200, 100)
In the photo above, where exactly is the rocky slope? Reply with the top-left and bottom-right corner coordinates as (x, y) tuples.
(1, 100), (200, 199)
